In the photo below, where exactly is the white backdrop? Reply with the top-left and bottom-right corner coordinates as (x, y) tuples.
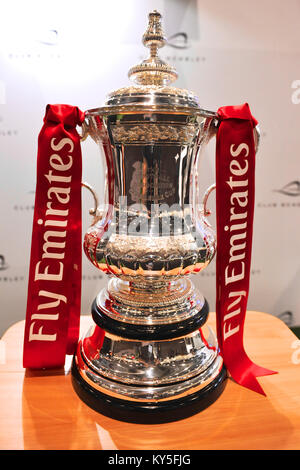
(0, 0), (299, 336)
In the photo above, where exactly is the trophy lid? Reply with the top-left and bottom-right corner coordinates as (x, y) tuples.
(87, 11), (211, 117)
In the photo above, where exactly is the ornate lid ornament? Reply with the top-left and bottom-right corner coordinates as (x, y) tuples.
(128, 10), (178, 86)
(87, 10), (214, 117)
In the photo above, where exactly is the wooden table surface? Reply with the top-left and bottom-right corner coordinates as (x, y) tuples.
(0, 312), (299, 450)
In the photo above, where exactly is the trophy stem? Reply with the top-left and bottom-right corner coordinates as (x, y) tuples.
(128, 279), (172, 293)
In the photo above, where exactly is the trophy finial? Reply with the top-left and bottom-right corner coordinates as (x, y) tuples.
(128, 10), (178, 86)
(142, 10), (166, 51)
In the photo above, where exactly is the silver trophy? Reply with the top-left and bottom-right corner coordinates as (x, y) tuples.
(71, 10), (258, 423)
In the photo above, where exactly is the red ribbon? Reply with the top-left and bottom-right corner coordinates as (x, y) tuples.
(23, 104), (85, 369)
(215, 103), (277, 395)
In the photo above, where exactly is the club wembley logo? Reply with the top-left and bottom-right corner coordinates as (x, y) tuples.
(7, 28), (61, 60)
(258, 180), (300, 208)
(35, 29), (58, 46)
(277, 310), (293, 326)
(0, 255), (9, 271)
(167, 32), (190, 49)
(274, 181), (300, 197)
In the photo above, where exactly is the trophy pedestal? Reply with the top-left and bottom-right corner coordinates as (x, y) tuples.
(71, 358), (227, 424)
(71, 279), (227, 423)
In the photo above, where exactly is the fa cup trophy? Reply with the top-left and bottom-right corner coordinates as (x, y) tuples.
(23, 7), (274, 422)
(71, 11), (233, 423)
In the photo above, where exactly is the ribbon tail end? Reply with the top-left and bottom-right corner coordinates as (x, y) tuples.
(232, 370), (271, 396)
(252, 365), (278, 378)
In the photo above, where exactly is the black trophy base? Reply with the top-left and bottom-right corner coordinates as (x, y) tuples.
(71, 359), (227, 424)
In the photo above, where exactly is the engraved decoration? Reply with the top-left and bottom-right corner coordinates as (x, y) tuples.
(111, 123), (198, 144)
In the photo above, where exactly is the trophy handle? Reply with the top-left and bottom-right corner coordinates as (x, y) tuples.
(253, 124), (260, 153)
(79, 119), (108, 224)
(78, 119), (89, 141)
(202, 183), (215, 217)
(81, 175), (109, 224)
(81, 182), (102, 218)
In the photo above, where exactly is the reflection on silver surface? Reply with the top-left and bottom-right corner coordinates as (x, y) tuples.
(96, 277), (205, 325)
(76, 324), (223, 402)
(83, 325), (217, 385)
